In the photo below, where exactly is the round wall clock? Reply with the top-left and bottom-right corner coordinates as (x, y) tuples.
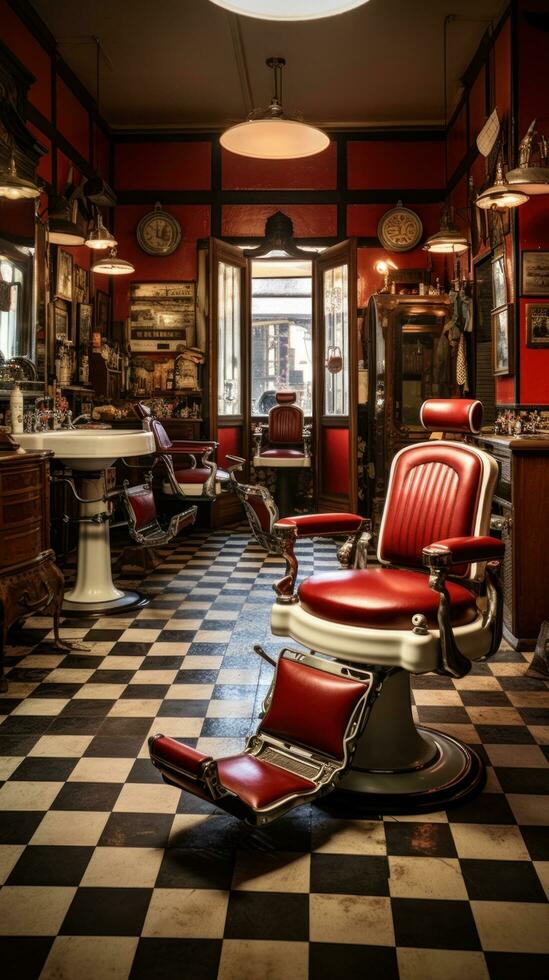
(377, 204), (423, 252)
(136, 204), (182, 256)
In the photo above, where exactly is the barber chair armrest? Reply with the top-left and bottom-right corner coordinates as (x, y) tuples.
(423, 535), (505, 571)
(149, 734), (228, 800)
(273, 516), (373, 601)
(169, 440), (219, 454)
(275, 514), (369, 539)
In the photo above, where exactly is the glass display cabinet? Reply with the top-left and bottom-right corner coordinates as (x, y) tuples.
(366, 292), (454, 526)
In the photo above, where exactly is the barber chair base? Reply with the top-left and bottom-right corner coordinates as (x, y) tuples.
(339, 728), (484, 813)
(62, 591), (150, 616)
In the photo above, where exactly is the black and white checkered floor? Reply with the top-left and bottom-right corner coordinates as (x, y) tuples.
(0, 526), (548, 980)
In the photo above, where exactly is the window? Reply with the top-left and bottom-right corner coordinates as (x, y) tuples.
(217, 260), (242, 416)
(0, 256), (23, 360)
(323, 263), (348, 415)
(251, 260), (312, 416)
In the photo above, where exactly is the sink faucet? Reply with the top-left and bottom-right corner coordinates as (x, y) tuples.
(68, 413), (92, 428)
(26, 400), (81, 432)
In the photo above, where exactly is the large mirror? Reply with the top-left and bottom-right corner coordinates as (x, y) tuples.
(0, 198), (46, 397)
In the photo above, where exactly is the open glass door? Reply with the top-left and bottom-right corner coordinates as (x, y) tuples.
(200, 238), (250, 524)
(314, 239), (358, 513)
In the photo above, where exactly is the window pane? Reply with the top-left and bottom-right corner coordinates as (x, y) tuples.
(323, 263), (348, 416)
(251, 275), (312, 416)
(217, 261), (241, 416)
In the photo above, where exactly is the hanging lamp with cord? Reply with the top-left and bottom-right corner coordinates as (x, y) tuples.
(209, 0), (370, 19)
(92, 247), (134, 275)
(424, 15), (471, 255)
(505, 119), (549, 196)
(220, 57), (329, 160)
(475, 149), (529, 210)
(86, 209), (117, 249)
(0, 149), (41, 201)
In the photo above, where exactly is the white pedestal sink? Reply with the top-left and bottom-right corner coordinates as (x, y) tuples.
(18, 429), (155, 614)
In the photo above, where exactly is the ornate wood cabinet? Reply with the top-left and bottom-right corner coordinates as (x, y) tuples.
(0, 450), (64, 690)
(366, 293), (454, 525)
(473, 433), (549, 650)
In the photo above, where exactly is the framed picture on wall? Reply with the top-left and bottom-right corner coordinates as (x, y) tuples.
(95, 289), (111, 335)
(53, 300), (70, 340)
(74, 265), (89, 304)
(78, 303), (93, 345)
(521, 251), (549, 297)
(491, 303), (514, 376)
(55, 249), (73, 301)
(491, 247), (507, 309)
(526, 302), (549, 347)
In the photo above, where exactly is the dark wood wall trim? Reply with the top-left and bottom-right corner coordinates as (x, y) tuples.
(117, 189), (445, 207)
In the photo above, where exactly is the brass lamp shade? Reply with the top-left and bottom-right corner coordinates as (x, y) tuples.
(0, 156), (40, 201)
(92, 248), (134, 275)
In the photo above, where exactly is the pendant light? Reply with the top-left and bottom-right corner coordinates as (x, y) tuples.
(0, 152), (41, 201)
(209, 0), (370, 19)
(48, 194), (86, 246)
(476, 153), (529, 211)
(86, 210), (117, 250)
(220, 57), (329, 160)
(505, 119), (549, 196)
(424, 208), (469, 254)
(92, 247), (134, 275)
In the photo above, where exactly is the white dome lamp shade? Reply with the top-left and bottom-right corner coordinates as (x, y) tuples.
(92, 248), (135, 275)
(209, 0), (370, 20)
(476, 156), (529, 211)
(424, 208), (469, 255)
(220, 57), (329, 160)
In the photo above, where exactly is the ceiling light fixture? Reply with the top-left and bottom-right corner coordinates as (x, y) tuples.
(505, 119), (549, 196)
(476, 154), (529, 210)
(85, 210), (117, 250)
(0, 153), (41, 201)
(47, 195), (86, 245)
(92, 247), (134, 275)
(209, 0), (370, 19)
(423, 208), (469, 254)
(220, 57), (329, 160)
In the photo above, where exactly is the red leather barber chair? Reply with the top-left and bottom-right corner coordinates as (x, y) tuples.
(134, 402), (230, 501)
(117, 477), (197, 570)
(253, 391), (311, 515)
(225, 454), (371, 587)
(149, 399), (504, 821)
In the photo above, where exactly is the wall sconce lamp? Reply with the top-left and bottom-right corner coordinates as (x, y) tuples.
(476, 151), (529, 210)
(374, 258), (398, 292)
(85, 209), (117, 250)
(423, 207), (469, 255)
(0, 150), (41, 201)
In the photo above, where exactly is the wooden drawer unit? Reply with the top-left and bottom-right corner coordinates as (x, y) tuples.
(474, 434), (549, 649)
(0, 450), (64, 690)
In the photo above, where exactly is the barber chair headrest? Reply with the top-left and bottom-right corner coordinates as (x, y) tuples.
(420, 399), (483, 435)
(133, 402), (152, 420)
(275, 391), (297, 405)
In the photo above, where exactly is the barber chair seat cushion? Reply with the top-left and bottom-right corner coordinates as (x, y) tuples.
(259, 448), (305, 459)
(172, 466), (230, 485)
(217, 755), (316, 810)
(298, 567), (477, 631)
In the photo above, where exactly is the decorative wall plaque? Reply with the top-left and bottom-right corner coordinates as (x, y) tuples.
(377, 203), (423, 252)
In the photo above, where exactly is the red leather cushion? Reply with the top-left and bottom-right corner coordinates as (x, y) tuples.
(268, 404), (304, 445)
(247, 496), (273, 532)
(277, 513), (363, 537)
(298, 567), (477, 630)
(428, 535), (505, 565)
(420, 398), (483, 434)
(150, 736), (211, 777)
(126, 485), (157, 530)
(260, 449), (305, 459)
(275, 390), (297, 404)
(151, 419), (173, 451)
(217, 754), (316, 810)
(379, 442), (483, 572)
(260, 657), (368, 759)
(174, 467), (212, 485)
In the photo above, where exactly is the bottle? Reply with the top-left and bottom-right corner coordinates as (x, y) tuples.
(10, 383), (23, 434)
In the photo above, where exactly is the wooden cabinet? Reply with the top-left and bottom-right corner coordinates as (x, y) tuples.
(0, 451), (64, 688)
(474, 433), (549, 649)
(366, 293), (454, 526)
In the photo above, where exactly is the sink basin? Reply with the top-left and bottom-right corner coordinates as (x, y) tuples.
(18, 428), (155, 470)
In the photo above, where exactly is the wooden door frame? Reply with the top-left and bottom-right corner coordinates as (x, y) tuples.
(313, 238), (358, 514)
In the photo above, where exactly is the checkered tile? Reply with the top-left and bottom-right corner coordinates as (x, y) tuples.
(0, 526), (548, 979)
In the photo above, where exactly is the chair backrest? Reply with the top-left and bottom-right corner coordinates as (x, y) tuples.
(378, 399), (498, 579)
(123, 483), (158, 533)
(268, 391), (304, 446)
(150, 418), (173, 452)
(259, 653), (370, 760)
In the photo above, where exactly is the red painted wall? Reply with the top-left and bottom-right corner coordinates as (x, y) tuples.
(222, 143), (336, 190)
(115, 142), (211, 191)
(0, 0), (52, 120)
(323, 429), (350, 496)
(217, 427), (242, 469)
(347, 141), (444, 190)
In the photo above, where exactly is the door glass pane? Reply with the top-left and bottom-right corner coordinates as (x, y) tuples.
(251, 263), (312, 415)
(323, 263), (348, 416)
(217, 260), (241, 416)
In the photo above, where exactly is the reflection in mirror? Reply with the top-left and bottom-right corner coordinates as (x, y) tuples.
(396, 312), (452, 426)
(323, 263), (348, 416)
